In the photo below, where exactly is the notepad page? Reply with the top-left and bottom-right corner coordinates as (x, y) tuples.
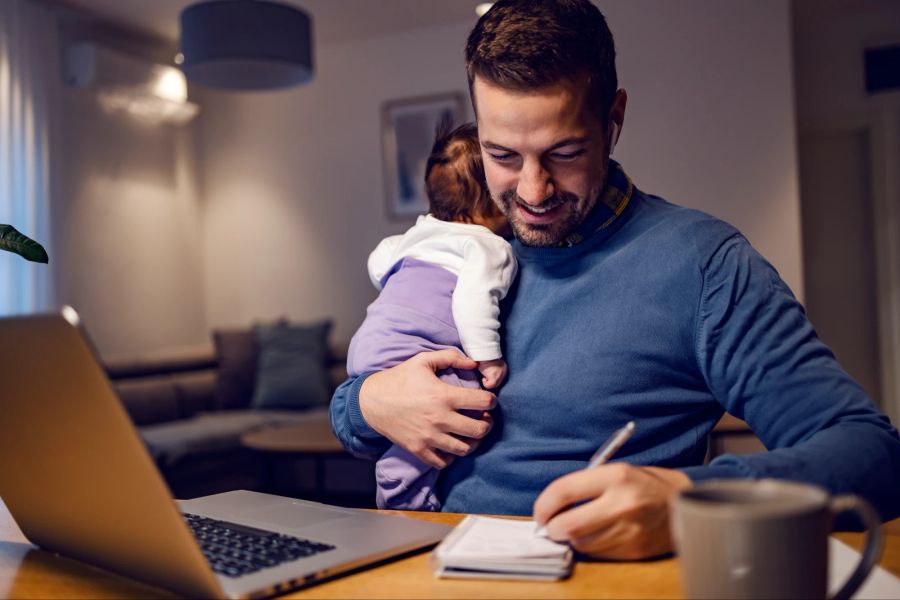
(440, 516), (570, 560)
(828, 538), (900, 599)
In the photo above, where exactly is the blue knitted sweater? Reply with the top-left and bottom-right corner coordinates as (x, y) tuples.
(330, 164), (900, 520)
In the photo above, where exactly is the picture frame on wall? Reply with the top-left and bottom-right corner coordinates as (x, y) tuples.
(381, 92), (466, 219)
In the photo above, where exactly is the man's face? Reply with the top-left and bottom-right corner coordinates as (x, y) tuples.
(473, 76), (614, 247)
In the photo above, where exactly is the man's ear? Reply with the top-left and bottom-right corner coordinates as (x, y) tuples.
(609, 122), (620, 154)
(608, 88), (627, 154)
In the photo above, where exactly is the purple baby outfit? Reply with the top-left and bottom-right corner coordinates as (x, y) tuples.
(347, 257), (481, 511)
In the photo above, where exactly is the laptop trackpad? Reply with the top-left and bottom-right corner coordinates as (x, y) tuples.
(252, 504), (353, 532)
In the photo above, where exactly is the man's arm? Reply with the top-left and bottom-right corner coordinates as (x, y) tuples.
(329, 349), (497, 468)
(685, 234), (900, 520)
(329, 373), (390, 460)
(535, 234), (900, 559)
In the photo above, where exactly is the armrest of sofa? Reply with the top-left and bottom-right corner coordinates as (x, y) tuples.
(105, 346), (218, 426)
(114, 376), (181, 425)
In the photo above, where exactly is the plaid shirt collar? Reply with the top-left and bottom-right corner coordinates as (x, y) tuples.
(560, 159), (634, 247)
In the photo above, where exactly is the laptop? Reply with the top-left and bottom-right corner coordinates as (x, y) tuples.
(0, 312), (452, 598)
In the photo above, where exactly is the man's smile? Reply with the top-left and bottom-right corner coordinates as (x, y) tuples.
(516, 201), (566, 225)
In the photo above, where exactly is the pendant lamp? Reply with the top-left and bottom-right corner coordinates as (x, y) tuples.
(179, 0), (313, 91)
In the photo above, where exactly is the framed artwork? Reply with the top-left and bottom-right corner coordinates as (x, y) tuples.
(381, 92), (466, 219)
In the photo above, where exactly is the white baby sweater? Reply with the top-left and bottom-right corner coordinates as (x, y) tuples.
(367, 215), (517, 361)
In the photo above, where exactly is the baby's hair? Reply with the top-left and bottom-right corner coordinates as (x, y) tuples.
(424, 117), (500, 223)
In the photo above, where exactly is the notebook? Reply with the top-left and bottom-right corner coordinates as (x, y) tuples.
(829, 538), (900, 599)
(430, 515), (573, 580)
(0, 312), (452, 599)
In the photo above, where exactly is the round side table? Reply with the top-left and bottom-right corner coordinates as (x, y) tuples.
(240, 419), (348, 498)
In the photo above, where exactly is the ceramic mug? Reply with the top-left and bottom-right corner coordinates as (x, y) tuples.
(670, 479), (883, 599)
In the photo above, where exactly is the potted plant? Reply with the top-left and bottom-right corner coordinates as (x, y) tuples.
(0, 225), (50, 263)
(0, 224), (48, 263)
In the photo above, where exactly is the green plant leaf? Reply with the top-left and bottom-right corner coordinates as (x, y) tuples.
(0, 224), (49, 263)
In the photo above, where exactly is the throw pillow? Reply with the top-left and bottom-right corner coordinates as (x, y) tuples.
(252, 319), (333, 411)
(212, 328), (259, 410)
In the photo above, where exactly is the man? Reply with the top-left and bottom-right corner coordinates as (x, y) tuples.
(331, 0), (900, 559)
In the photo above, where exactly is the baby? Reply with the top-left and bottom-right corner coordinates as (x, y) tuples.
(346, 120), (517, 511)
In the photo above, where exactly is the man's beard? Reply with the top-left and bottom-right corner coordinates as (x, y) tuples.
(494, 189), (592, 247)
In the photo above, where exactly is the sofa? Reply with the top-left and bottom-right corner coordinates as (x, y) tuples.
(105, 323), (376, 504)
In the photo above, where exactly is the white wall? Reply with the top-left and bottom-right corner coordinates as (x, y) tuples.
(199, 0), (802, 343)
(52, 16), (208, 358)
(793, 0), (900, 129)
(199, 21), (476, 342)
(55, 92), (208, 357)
(792, 0), (900, 420)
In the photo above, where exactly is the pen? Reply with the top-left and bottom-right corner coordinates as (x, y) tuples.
(534, 420), (636, 538)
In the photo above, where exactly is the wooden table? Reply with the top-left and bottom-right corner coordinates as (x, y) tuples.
(0, 498), (897, 599)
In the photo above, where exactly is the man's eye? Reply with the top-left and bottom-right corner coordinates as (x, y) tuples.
(550, 150), (586, 161)
(489, 152), (516, 162)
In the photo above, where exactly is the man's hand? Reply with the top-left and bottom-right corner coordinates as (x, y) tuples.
(533, 463), (692, 559)
(359, 349), (497, 470)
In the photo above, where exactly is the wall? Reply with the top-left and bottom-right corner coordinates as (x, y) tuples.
(52, 13), (208, 357)
(798, 130), (881, 404)
(793, 0), (900, 130)
(199, 0), (802, 344)
(792, 0), (900, 420)
(198, 21), (475, 341)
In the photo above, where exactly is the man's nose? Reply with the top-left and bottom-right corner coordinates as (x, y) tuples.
(517, 160), (554, 206)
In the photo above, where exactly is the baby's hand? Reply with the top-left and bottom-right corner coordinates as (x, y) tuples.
(478, 358), (508, 389)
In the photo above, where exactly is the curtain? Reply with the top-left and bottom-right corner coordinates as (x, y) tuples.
(0, 0), (54, 316)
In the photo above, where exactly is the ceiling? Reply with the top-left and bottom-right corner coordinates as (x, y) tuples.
(64, 0), (485, 46)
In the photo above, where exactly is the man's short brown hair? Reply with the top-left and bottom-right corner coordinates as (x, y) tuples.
(425, 119), (499, 223)
(465, 0), (618, 119)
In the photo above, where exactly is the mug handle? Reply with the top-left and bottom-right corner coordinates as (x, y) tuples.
(829, 495), (884, 600)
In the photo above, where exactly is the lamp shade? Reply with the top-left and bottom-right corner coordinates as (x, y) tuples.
(179, 0), (313, 91)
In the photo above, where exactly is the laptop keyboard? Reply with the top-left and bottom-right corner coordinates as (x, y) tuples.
(184, 513), (336, 578)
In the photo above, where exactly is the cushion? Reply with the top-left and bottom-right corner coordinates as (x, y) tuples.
(213, 328), (259, 410)
(252, 320), (332, 411)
